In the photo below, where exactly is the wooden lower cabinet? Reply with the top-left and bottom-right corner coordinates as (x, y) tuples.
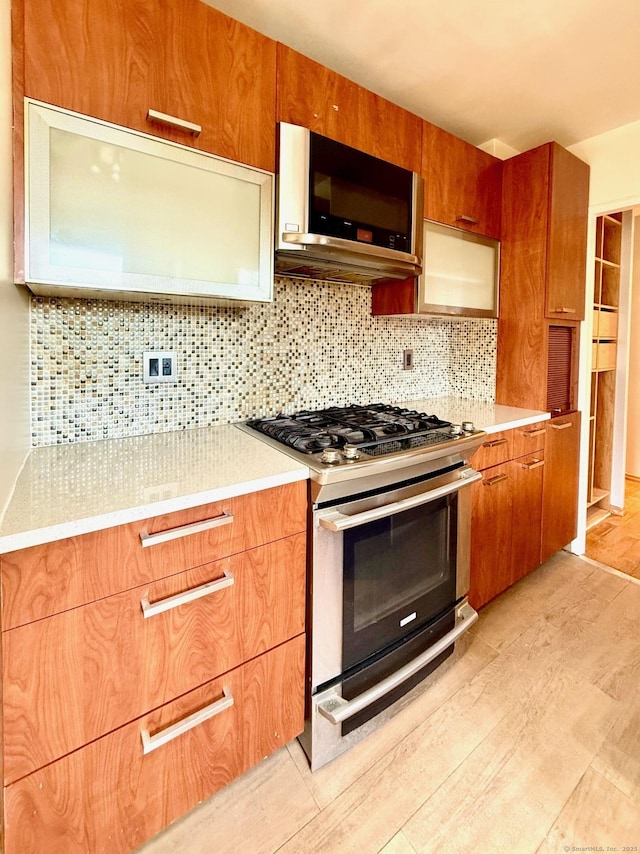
(510, 456), (545, 583)
(1, 480), (306, 628)
(3, 533), (306, 783)
(469, 461), (514, 609)
(541, 413), (582, 561)
(469, 424), (546, 610)
(1, 482), (308, 852)
(4, 635), (305, 854)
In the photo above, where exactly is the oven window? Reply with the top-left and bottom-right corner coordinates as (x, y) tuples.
(342, 493), (457, 670)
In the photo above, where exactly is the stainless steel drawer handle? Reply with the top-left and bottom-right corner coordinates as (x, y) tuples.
(318, 471), (482, 532)
(140, 569), (234, 618)
(140, 688), (234, 755)
(550, 422), (573, 430)
(146, 108), (202, 136)
(139, 511), (234, 547)
(484, 473), (509, 486)
(553, 307), (577, 314)
(316, 601), (478, 725)
(520, 428), (546, 438)
(483, 438), (508, 448)
(521, 459), (545, 470)
(455, 214), (479, 225)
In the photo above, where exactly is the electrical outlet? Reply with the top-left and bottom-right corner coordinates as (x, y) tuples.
(403, 349), (414, 370)
(143, 482), (179, 503)
(143, 351), (178, 384)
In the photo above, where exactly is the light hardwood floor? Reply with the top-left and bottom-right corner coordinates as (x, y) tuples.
(586, 477), (640, 579)
(137, 551), (640, 854)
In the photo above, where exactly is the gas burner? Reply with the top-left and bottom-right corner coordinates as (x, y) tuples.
(246, 403), (454, 457)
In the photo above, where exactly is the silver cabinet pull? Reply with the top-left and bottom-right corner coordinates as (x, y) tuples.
(550, 421), (572, 430)
(146, 108), (202, 136)
(318, 471), (482, 532)
(141, 688), (234, 755)
(521, 459), (545, 470)
(484, 472), (509, 486)
(455, 214), (479, 225)
(140, 569), (234, 618)
(139, 511), (234, 547)
(316, 601), (478, 725)
(483, 437), (508, 448)
(553, 307), (577, 314)
(519, 428), (546, 438)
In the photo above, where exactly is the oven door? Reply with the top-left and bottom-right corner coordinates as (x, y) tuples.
(304, 464), (480, 769)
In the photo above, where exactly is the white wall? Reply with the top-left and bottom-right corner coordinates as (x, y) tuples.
(569, 119), (640, 210)
(626, 215), (640, 477)
(0, 0), (30, 517)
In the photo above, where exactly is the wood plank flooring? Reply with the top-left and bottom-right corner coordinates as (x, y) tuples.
(137, 552), (640, 854)
(586, 477), (640, 578)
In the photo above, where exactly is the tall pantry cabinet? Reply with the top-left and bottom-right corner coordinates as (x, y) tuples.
(497, 142), (589, 557)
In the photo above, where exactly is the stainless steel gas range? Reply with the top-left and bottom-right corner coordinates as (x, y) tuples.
(239, 403), (486, 770)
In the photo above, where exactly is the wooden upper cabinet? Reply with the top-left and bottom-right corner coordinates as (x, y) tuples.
(21, 0), (277, 170)
(545, 143), (590, 321)
(422, 122), (502, 239)
(497, 142), (588, 412)
(276, 43), (422, 172)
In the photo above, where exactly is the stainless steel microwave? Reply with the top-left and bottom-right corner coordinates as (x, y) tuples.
(275, 123), (423, 285)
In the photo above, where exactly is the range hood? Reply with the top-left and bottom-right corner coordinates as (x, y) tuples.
(275, 123), (423, 285)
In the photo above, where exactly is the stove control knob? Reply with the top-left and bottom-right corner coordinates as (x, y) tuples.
(462, 421), (475, 433)
(320, 448), (343, 464)
(449, 424), (463, 436)
(342, 444), (361, 460)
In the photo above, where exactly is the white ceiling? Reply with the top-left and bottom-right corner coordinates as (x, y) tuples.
(204, 0), (640, 153)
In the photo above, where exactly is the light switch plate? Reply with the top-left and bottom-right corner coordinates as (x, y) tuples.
(143, 351), (178, 384)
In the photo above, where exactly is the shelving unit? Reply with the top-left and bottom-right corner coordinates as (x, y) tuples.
(587, 213), (622, 530)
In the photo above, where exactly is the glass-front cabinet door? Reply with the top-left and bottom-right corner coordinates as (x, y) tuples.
(25, 100), (274, 305)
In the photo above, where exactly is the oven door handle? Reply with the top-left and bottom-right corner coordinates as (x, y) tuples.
(316, 601), (479, 726)
(317, 470), (482, 532)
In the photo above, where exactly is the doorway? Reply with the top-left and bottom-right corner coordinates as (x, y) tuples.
(581, 210), (640, 580)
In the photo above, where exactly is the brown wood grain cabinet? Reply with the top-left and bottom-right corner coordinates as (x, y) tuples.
(422, 122), (502, 239)
(0, 482), (307, 853)
(276, 43), (423, 172)
(469, 423), (546, 610)
(541, 413), (582, 562)
(497, 142), (589, 413)
(19, 0), (277, 171)
(2, 481), (306, 627)
(5, 637), (305, 854)
(497, 142), (587, 570)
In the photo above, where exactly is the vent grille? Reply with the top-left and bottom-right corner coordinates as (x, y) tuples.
(547, 325), (574, 413)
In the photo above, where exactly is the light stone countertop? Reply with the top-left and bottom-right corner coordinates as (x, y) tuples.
(0, 399), (549, 554)
(0, 425), (309, 554)
(395, 396), (550, 434)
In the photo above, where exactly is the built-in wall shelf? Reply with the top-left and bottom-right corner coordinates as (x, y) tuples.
(587, 211), (623, 516)
(587, 487), (610, 508)
(586, 505), (611, 531)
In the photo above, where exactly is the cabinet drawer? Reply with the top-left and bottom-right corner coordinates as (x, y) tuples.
(469, 431), (512, 471)
(3, 533), (306, 783)
(4, 635), (305, 854)
(593, 307), (618, 339)
(1, 480), (306, 628)
(595, 341), (617, 371)
(510, 421), (547, 458)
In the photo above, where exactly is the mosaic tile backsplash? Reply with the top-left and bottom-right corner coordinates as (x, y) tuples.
(30, 277), (497, 446)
